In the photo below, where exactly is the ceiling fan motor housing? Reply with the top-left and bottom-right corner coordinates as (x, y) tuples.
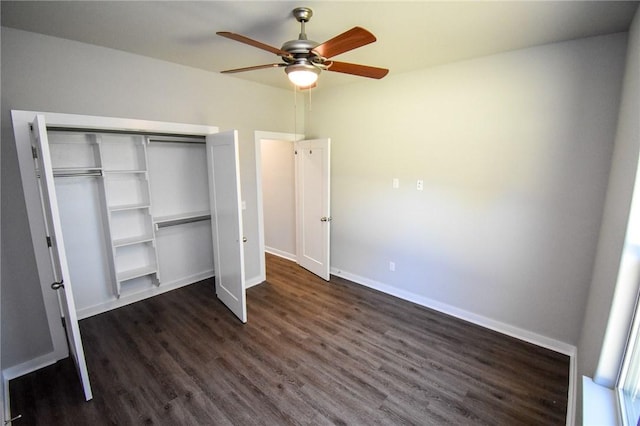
(281, 39), (328, 77)
(281, 39), (318, 55)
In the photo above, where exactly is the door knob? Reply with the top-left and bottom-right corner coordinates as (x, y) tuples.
(51, 280), (64, 290)
(243, 237), (248, 243)
(320, 216), (332, 222)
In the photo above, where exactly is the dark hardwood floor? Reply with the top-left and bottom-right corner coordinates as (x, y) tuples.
(10, 254), (569, 425)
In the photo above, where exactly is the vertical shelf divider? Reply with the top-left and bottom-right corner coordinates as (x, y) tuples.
(95, 134), (121, 297)
(143, 136), (161, 286)
(99, 134), (160, 298)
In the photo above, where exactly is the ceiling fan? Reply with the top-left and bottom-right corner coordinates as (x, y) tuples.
(217, 7), (389, 88)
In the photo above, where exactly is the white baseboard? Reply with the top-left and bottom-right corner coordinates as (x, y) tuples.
(265, 246), (296, 262)
(2, 351), (58, 382)
(330, 267), (576, 356)
(330, 267), (578, 426)
(245, 274), (265, 289)
(77, 270), (214, 320)
(74, 270), (267, 318)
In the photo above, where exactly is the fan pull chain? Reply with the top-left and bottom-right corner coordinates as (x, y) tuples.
(306, 88), (311, 134)
(293, 85), (298, 138)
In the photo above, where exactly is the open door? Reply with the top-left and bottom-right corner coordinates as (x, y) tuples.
(295, 138), (331, 280)
(206, 130), (247, 323)
(31, 115), (93, 401)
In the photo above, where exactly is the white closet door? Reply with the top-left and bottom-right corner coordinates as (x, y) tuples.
(206, 130), (247, 323)
(32, 115), (93, 401)
(295, 138), (331, 281)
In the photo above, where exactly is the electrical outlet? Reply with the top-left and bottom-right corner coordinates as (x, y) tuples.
(417, 180), (424, 191)
(389, 261), (395, 272)
(392, 178), (399, 189)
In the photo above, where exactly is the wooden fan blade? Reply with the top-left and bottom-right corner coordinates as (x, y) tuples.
(220, 63), (284, 74)
(327, 61), (389, 79)
(217, 32), (292, 58)
(312, 27), (376, 59)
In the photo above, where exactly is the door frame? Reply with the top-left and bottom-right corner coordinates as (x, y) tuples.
(254, 131), (303, 283)
(12, 110), (219, 377)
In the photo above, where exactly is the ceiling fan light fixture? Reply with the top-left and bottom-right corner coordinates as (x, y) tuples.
(286, 62), (320, 87)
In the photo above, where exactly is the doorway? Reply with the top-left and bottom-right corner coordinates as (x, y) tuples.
(255, 131), (301, 281)
(255, 131), (332, 282)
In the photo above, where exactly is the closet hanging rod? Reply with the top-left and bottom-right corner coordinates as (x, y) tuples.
(41, 170), (104, 178)
(45, 126), (206, 141)
(148, 136), (206, 144)
(155, 215), (211, 229)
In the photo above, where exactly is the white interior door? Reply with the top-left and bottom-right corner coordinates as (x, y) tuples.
(32, 115), (93, 401)
(295, 138), (331, 280)
(206, 130), (247, 323)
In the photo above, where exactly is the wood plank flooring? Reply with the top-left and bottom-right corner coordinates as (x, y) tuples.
(10, 254), (569, 425)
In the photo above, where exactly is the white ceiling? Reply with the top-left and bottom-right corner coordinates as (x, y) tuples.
(2, 1), (638, 90)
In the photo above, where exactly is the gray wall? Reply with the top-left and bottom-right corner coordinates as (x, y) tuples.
(1, 27), (296, 369)
(307, 33), (627, 346)
(579, 7), (640, 383)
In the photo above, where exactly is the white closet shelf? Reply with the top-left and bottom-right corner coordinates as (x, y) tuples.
(154, 211), (211, 229)
(109, 203), (151, 212)
(112, 234), (155, 248)
(117, 265), (157, 282)
(154, 210), (210, 224)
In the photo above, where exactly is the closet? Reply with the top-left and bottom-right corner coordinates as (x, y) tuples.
(50, 131), (215, 316)
(12, 110), (247, 402)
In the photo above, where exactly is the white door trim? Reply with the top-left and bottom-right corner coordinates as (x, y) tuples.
(254, 131), (303, 283)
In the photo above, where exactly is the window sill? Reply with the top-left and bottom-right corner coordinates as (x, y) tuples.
(583, 376), (619, 425)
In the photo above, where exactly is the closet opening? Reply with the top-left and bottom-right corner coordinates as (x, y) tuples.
(12, 110), (247, 400)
